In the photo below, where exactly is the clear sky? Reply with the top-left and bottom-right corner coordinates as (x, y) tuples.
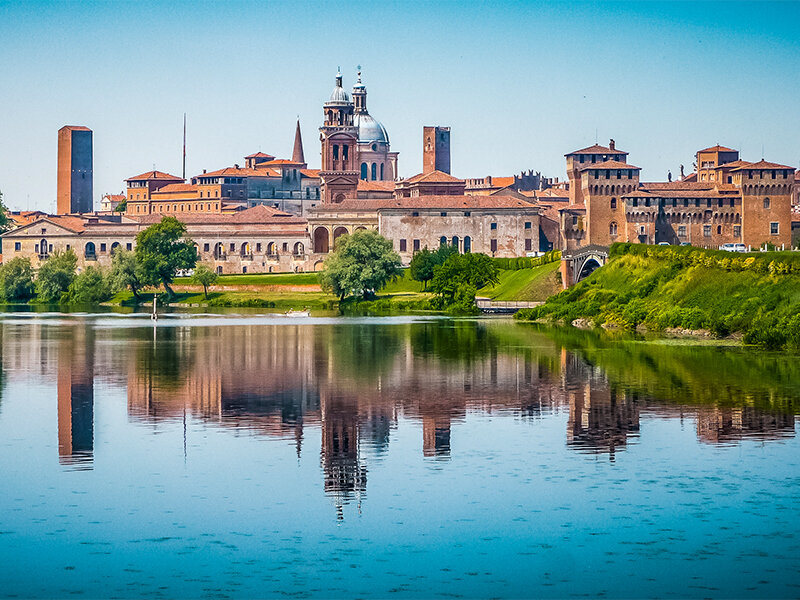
(1, 0), (799, 212)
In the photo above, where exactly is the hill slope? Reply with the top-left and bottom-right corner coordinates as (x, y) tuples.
(516, 244), (800, 349)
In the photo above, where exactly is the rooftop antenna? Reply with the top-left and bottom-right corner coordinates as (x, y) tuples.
(182, 113), (187, 180)
(595, 128), (598, 144)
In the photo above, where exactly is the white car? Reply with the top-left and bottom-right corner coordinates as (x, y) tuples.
(719, 243), (747, 253)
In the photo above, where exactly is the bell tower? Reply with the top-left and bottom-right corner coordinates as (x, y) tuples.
(320, 69), (358, 203)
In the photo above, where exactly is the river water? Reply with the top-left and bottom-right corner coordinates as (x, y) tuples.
(0, 313), (798, 598)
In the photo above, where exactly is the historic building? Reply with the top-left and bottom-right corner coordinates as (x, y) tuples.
(563, 140), (795, 249)
(57, 125), (93, 214)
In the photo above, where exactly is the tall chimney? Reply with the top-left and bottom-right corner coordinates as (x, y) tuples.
(609, 139), (615, 151)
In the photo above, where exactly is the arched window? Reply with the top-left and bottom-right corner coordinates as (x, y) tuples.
(371, 163), (377, 181)
(294, 242), (304, 256)
(267, 242), (277, 256)
(39, 238), (49, 258)
(380, 163), (385, 180)
(361, 163), (368, 180)
(440, 236), (447, 247)
(463, 236), (471, 253)
(85, 242), (96, 259)
(610, 197), (617, 209)
(764, 197), (770, 209)
(313, 228), (330, 254)
(609, 221), (618, 236)
(452, 236), (459, 251)
(333, 145), (339, 160)
(111, 242), (121, 254)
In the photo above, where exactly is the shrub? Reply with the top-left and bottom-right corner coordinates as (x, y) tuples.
(0, 257), (35, 302)
(35, 250), (78, 302)
(66, 267), (112, 304)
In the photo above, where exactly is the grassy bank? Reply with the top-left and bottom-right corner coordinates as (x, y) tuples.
(480, 262), (560, 301)
(516, 243), (800, 349)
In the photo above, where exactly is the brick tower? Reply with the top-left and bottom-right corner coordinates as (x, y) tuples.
(57, 125), (93, 214)
(423, 126), (450, 174)
(319, 71), (359, 203)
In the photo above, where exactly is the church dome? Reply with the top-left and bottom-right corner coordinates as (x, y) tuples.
(354, 112), (389, 144)
(329, 85), (350, 103)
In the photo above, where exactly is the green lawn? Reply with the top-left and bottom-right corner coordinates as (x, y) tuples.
(480, 262), (561, 301)
(174, 272), (320, 286)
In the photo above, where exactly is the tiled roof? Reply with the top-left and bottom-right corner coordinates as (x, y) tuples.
(404, 170), (464, 184)
(357, 180), (395, 192)
(714, 160), (751, 170)
(126, 170), (184, 182)
(565, 144), (628, 156)
(245, 152), (275, 159)
(194, 166), (269, 179)
(488, 176), (515, 188)
(624, 188), (741, 200)
(300, 169), (321, 178)
(134, 205), (306, 226)
(697, 145), (737, 154)
(640, 181), (715, 191)
(580, 160), (640, 171)
(731, 159), (795, 171)
(317, 194), (536, 212)
(61, 125), (91, 131)
(102, 194), (126, 201)
(152, 183), (199, 194)
(534, 188), (570, 199)
(558, 204), (586, 212)
(257, 159), (306, 167)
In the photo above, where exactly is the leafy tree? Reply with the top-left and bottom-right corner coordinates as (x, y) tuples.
(109, 248), (146, 299)
(0, 190), (10, 233)
(66, 266), (112, 304)
(134, 216), (196, 297)
(0, 257), (35, 302)
(35, 249), (77, 302)
(319, 230), (402, 301)
(430, 252), (499, 311)
(409, 244), (458, 290)
(114, 197), (127, 213)
(191, 264), (218, 299)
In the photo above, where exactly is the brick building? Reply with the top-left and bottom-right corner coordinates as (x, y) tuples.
(57, 126), (93, 214)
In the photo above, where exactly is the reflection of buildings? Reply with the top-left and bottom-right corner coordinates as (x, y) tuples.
(697, 406), (795, 444)
(57, 327), (94, 468)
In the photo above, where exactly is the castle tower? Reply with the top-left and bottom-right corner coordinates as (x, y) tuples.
(319, 70), (358, 203)
(57, 125), (93, 214)
(292, 119), (305, 164)
(580, 160), (640, 246)
(732, 160), (794, 248)
(423, 126), (450, 174)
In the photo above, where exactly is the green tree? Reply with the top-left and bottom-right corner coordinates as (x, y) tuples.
(319, 230), (402, 301)
(430, 252), (499, 311)
(134, 216), (196, 297)
(409, 244), (458, 290)
(114, 197), (127, 213)
(0, 257), (35, 302)
(109, 248), (145, 299)
(0, 190), (10, 233)
(191, 264), (218, 299)
(66, 266), (112, 304)
(35, 249), (78, 302)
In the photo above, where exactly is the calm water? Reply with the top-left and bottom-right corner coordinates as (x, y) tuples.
(0, 314), (798, 599)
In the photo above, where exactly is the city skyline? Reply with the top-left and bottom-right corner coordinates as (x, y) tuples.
(1, 0), (799, 211)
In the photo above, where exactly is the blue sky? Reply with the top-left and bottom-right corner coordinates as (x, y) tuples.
(1, 0), (799, 212)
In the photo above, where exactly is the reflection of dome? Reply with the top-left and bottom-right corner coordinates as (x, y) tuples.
(354, 113), (388, 144)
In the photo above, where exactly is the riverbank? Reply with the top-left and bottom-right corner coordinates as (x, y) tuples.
(516, 243), (800, 350)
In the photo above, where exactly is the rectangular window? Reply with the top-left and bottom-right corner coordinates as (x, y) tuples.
(413, 239), (420, 252)
(203, 243), (210, 252)
(14, 242), (20, 251)
(282, 243), (288, 252)
(703, 225), (711, 237)
(771, 222), (779, 235)
(440, 211), (447, 217)
(524, 221), (532, 229)
(411, 211), (419, 217)
(230, 243), (235, 252)
(100, 243), (107, 252)
(678, 225), (686, 237)
(490, 239), (498, 252)
(464, 211), (471, 217)
(490, 222), (497, 230)
(256, 243), (262, 252)
(524, 238), (532, 251)
(734, 225), (741, 237)
(126, 243), (132, 251)
(399, 239), (407, 252)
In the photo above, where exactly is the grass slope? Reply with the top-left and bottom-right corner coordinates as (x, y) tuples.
(517, 246), (800, 349)
(480, 262), (560, 301)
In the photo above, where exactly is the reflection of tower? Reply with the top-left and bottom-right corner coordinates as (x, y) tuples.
(320, 391), (366, 520)
(422, 415), (451, 458)
(566, 375), (639, 460)
(57, 326), (94, 468)
(696, 406), (795, 444)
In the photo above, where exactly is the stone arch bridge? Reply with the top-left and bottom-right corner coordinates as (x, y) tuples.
(560, 245), (609, 289)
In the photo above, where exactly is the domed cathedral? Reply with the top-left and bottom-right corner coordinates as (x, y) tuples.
(351, 69), (398, 182)
(319, 69), (359, 204)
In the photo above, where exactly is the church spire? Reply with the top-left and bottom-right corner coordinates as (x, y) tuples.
(292, 118), (305, 164)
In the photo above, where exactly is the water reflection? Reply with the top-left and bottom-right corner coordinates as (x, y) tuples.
(1, 318), (797, 515)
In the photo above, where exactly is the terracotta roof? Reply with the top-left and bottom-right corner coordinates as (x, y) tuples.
(403, 170), (464, 184)
(245, 152), (275, 159)
(300, 169), (321, 178)
(534, 188), (570, 199)
(731, 159), (795, 171)
(558, 204), (586, 213)
(61, 125), (91, 131)
(256, 159), (306, 167)
(581, 160), (640, 171)
(317, 194), (536, 212)
(714, 160), (751, 170)
(126, 170), (184, 182)
(476, 176), (516, 188)
(624, 188), (741, 200)
(134, 205), (306, 226)
(102, 194), (126, 201)
(566, 144), (628, 156)
(357, 180), (395, 192)
(152, 183), (199, 194)
(640, 181), (714, 191)
(697, 145), (737, 154)
(194, 166), (270, 179)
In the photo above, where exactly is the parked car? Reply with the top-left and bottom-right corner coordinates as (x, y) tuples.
(657, 242), (670, 246)
(680, 242), (692, 247)
(719, 243), (747, 253)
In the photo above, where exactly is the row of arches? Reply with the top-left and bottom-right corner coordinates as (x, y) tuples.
(624, 211), (742, 224)
(360, 162), (385, 181)
(439, 235), (472, 253)
(590, 184), (637, 195)
(208, 241), (305, 260)
(741, 184), (791, 195)
(313, 226), (370, 253)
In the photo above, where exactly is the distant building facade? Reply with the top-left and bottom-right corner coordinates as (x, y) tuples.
(57, 126), (93, 214)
